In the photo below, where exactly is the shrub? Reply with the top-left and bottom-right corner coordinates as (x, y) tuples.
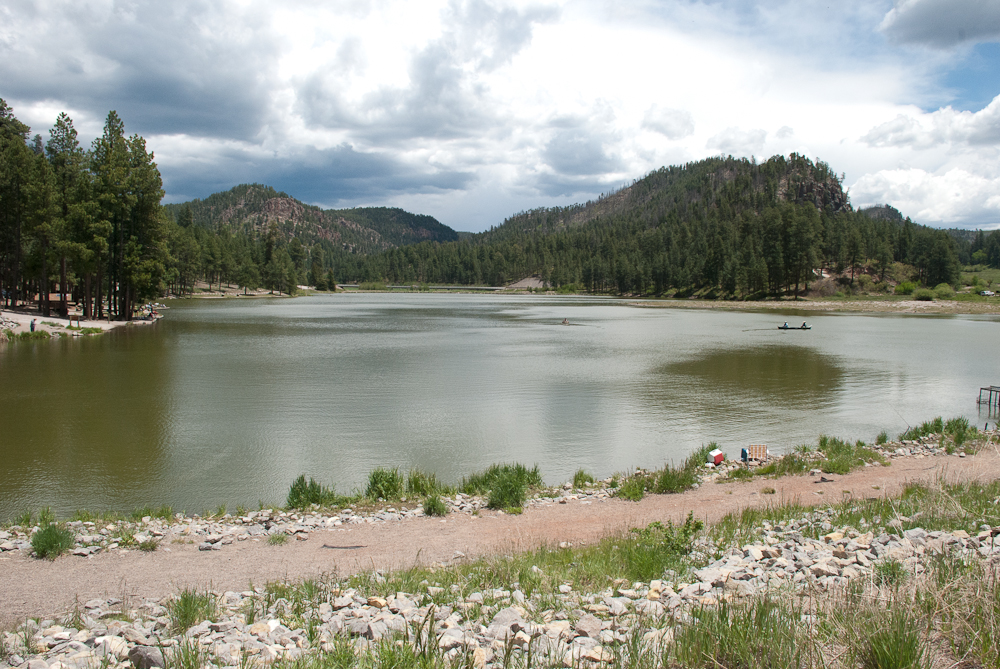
(912, 288), (934, 301)
(138, 538), (158, 552)
(267, 533), (288, 546)
(486, 469), (528, 510)
(460, 463), (542, 495)
(366, 467), (403, 500)
(933, 282), (955, 299)
(31, 524), (75, 559)
(876, 430), (889, 445)
(945, 416), (971, 447)
(406, 469), (444, 497)
(615, 476), (649, 502)
(572, 469), (595, 488)
(900, 417), (943, 440)
(894, 281), (916, 295)
(652, 465), (696, 493)
(286, 475), (325, 509)
(422, 494), (448, 517)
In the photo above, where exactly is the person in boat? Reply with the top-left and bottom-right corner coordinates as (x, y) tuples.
(561, 318), (569, 325)
(801, 321), (808, 328)
(782, 322), (788, 328)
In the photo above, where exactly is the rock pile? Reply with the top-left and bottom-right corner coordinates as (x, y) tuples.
(4, 505), (999, 669)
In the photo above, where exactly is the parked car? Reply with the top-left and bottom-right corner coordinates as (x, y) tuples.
(981, 290), (996, 296)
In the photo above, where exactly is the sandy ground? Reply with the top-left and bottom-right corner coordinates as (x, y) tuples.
(2, 449), (998, 628)
(630, 297), (1000, 315)
(0, 309), (156, 335)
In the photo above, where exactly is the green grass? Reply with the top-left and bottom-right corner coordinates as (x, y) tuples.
(460, 463), (542, 495)
(15, 330), (51, 340)
(615, 445), (712, 501)
(366, 467), (404, 500)
(852, 608), (927, 669)
(572, 468), (595, 488)
(874, 558), (907, 588)
(900, 417), (943, 440)
(406, 469), (450, 497)
(816, 435), (887, 474)
(268, 533), (288, 546)
(31, 523), (75, 559)
(167, 588), (217, 633)
(422, 494), (448, 517)
(286, 475), (351, 509)
(672, 597), (815, 669)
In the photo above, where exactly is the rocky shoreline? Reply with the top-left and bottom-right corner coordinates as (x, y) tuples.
(0, 431), (988, 560)
(3, 505), (998, 669)
(2, 432), (998, 669)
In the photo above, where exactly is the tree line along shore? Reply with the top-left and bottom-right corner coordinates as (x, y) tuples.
(5, 101), (1000, 321)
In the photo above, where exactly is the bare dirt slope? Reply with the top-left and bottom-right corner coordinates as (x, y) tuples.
(2, 450), (998, 627)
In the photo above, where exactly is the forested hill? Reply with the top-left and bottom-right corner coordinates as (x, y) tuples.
(482, 154), (848, 242)
(356, 153), (988, 293)
(163, 184), (458, 254)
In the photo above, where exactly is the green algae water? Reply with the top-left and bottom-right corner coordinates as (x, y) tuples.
(1, 294), (997, 519)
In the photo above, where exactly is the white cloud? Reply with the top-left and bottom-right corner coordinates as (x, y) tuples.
(707, 127), (768, 157)
(642, 106), (695, 140)
(862, 95), (1000, 148)
(851, 167), (1000, 227)
(880, 0), (1000, 47)
(7, 0), (1000, 230)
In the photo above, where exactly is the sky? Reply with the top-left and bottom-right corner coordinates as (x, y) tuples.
(3, 0), (1000, 232)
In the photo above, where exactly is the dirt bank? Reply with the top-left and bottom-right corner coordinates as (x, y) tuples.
(2, 448), (998, 628)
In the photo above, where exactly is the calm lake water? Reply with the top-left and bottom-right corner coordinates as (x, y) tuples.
(1, 294), (997, 519)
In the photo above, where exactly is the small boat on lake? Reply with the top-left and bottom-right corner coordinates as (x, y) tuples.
(778, 321), (811, 330)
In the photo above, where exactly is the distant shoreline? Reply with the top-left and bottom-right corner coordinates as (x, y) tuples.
(630, 296), (1000, 315)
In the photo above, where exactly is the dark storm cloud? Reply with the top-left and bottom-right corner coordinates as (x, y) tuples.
(0, 1), (280, 141)
(295, 0), (556, 145)
(880, 0), (1000, 48)
(162, 143), (474, 205)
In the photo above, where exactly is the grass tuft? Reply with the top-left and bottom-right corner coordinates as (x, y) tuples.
(167, 588), (217, 633)
(422, 494), (448, 517)
(31, 523), (75, 559)
(572, 468), (595, 488)
(366, 467), (404, 500)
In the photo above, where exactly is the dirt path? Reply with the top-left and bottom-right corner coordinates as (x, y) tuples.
(2, 451), (998, 627)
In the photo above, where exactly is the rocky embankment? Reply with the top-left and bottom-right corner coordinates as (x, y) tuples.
(3, 505), (999, 669)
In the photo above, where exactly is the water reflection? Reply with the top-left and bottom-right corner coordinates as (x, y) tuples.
(1, 294), (997, 520)
(0, 328), (170, 515)
(664, 345), (844, 407)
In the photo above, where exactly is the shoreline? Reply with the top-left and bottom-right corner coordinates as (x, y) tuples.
(0, 309), (158, 339)
(173, 286), (1000, 316)
(2, 432), (997, 624)
(1, 449), (998, 668)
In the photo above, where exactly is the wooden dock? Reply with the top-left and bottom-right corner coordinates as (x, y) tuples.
(978, 386), (1000, 412)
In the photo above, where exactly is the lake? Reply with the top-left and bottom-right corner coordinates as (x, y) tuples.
(1, 293), (997, 519)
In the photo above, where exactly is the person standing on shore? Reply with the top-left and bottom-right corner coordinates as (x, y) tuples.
(30, 319), (35, 332)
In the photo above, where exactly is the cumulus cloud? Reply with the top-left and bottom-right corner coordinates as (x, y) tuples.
(851, 167), (1000, 227)
(642, 106), (695, 140)
(0, 1), (282, 141)
(8, 0), (1000, 230)
(157, 138), (474, 205)
(880, 0), (1000, 48)
(706, 127), (768, 157)
(294, 0), (555, 145)
(862, 94), (1000, 148)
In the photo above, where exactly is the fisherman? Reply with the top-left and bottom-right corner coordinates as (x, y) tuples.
(782, 321), (788, 328)
(802, 321), (808, 328)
